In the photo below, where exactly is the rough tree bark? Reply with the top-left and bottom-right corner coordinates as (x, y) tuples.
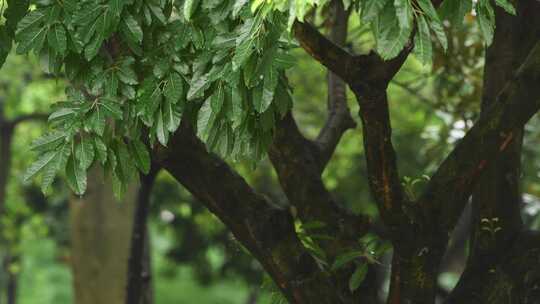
(152, 2), (540, 304)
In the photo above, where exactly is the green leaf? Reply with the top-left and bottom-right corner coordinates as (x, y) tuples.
(115, 139), (136, 183)
(118, 62), (139, 85)
(197, 98), (215, 141)
(16, 26), (48, 54)
(376, 6), (412, 60)
(413, 15), (432, 65)
(438, 0), (472, 26)
(66, 154), (87, 195)
(101, 98), (123, 119)
(211, 84), (225, 113)
(163, 98), (182, 132)
(23, 151), (57, 182)
(164, 72), (184, 104)
(129, 139), (151, 174)
(273, 52), (296, 69)
(184, 0), (201, 21)
(417, 0), (447, 50)
(331, 251), (364, 271)
(187, 74), (209, 100)
(76, 137), (95, 170)
(84, 32), (104, 61)
(110, 0), (125, 16)
(120, 14), (143, 52)
(30, 131), (67, 152)
(361, 0), (389, 22)
(41, 143), (70, 192)
(88, 109), (106, 136)
(494, 0), (516, 15)
(476, 1), (495, 45)
(16, 9), (46, 35)
(93, 136), (108, 164)
(47, 24), (67, 55)
(156, 108), (168, 146)
(349, 264), (368, 292)
(394, 0), (413, 30)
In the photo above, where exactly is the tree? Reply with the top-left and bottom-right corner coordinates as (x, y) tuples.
(0, 53), (61, 304)
(2, 0), (540, 303)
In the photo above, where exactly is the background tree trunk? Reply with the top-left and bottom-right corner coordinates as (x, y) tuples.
(70, 167), (154, 304)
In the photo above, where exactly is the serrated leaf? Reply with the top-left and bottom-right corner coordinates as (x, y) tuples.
(115, 139), (136, 182)
(164, 72), (184, 104)
(156, 108), (168, 146)
(66, 154), (87, 195)
(15, 9), (46, 35)
(417, 0), (447, 50)
(23, 151), (56, 182)
(121, 14), (143, 49)
(30, 131), (67, 152)
(101, 97), (123, 119)
(47, 24), (67, 55)
(197, 98), (215, 141)
(394, 0), (413, 30)
(93, 136), (108, 164)
(84, 31), (103, 61)
(76, 137), (95, 170)
(187, 74), (209, 100)
(210, 84), (225, 113)
(41, 143), (70, 192)
(163, 98), (182, 132)
(16, 26), (48, 54)
(413, 15), (432, 65)
(118, 63), (138, 85)
(376, 22), (411, 59)
(129, 139), (150, 174)
(88, 108), (106, 136)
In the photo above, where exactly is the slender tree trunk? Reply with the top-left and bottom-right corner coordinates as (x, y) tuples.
(5, 255), (17, 304)
(0, 109), (15, 304)
(125, 168), (158, 304)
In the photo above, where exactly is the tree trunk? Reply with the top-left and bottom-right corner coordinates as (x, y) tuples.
(70, 167), (141, 304)
(126, 169), (157, 304)
(0, 109), (14, 304)
(5, 255), (17, 304)
(447, 3), (540, 303)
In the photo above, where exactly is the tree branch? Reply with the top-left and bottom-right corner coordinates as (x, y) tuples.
(418, 41), (540, 235)
(155, 121), (340, 304)
(316, 0), (356, 168)
(269, 113), (370, 250)
(292, 20), (355, 82)
(293, 11), (414, 229)
(9, 113), (48, 126)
